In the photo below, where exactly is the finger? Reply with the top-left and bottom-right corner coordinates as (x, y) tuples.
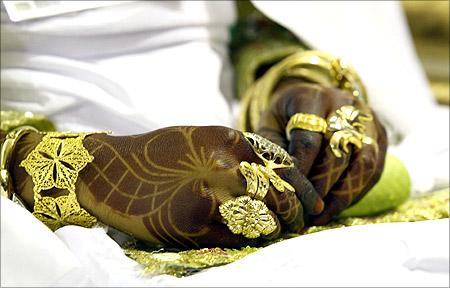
(282, 84), (327, 175)
(257, 116), (289, 150)
(308, 146), (352, 198)
(310, 108), (381, 225)
(310, 143), (378, 225)
(358, 110), (388, 195)
(306, 90), (358, 197)
(276, 167), (324, 217)
(263, 181), (305, 232)
(195, 223), (259, 248)
(209, 209), (282, 247)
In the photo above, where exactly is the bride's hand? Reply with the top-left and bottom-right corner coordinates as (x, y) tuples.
(256, 81), (388, 225)
(10, 126), (321, 247)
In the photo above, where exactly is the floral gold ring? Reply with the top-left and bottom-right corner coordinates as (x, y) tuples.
(326, 105), (374, 158)
(219, 196), (277, 239)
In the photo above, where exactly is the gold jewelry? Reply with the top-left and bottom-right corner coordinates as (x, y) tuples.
(239, 161), (295, 201)
(240, 132), (295, 200)
(327, 105), (374, 158)
(259, 165), (295, 193)
(239, 50), (368, 132)
(20, 131), (108, 231)
(239, 161), (270, 200)
(20, 132), (96, 193)
(243, 132), (294, 170)
(285, 113), (328, 140)
(1, 126), (38, 200)
(219, 196), (277, 239)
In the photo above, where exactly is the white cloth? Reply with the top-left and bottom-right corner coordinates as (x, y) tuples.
(2, 198), (448, 287)
(179, 219), (450, 287)
(252, 0), (449, 195)
(1, 1), (236, 134)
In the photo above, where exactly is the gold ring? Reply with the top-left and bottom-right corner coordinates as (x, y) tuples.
(219, 196), (277, 239)
(243, 132), (294, 170)
(286, 113), (328, 140)
(239, 161), (295, 201)
(239, 162), (270, 200)
(326, 105), (374, 158)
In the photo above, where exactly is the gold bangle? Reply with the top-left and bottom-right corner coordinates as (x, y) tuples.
(19, 131), (108, 231)
(239, 50), (367, 132)
(1, 126), (38, 199)
(285, 113), (328, 140)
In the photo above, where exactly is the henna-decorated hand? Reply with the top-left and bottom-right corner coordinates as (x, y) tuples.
(256, 80), (388, 225)
(10, 126), (321, 248)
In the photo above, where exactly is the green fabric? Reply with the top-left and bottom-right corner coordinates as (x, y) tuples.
(230, 1), (308, 99)
(0, 110), (56, 132)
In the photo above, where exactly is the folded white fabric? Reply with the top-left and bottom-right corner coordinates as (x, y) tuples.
(177, 219), (450, 287)
(1, 1), (236, 134)
(0, 198), (89, 287)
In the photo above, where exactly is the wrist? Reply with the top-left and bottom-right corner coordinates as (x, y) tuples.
(1, 127), (39, 204)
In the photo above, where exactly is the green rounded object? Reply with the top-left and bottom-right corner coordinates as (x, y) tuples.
(339, 153), (411, 218)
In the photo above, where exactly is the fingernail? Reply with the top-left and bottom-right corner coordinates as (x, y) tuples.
(313, 199), (324, 214)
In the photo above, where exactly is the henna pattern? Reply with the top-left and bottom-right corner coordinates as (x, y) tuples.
(309, 148), (350, 197)
(11, 126), (302, 247)
(79, 127), (246, 247)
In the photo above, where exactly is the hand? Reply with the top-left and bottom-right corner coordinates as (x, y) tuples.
(256, 80), (388, 225)
(11, 126), (320, 248)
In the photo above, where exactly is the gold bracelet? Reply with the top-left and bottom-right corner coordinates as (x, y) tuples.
(239, 50), (368, 132)
(1, 126), (38, 200)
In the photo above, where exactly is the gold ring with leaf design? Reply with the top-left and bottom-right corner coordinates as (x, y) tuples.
(239, 161), (270, 200)
(326, 105), (374, 158)
(240, 132), (295, 200)
(219, 196), (277, 239)
(285, 113), (328, 140)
